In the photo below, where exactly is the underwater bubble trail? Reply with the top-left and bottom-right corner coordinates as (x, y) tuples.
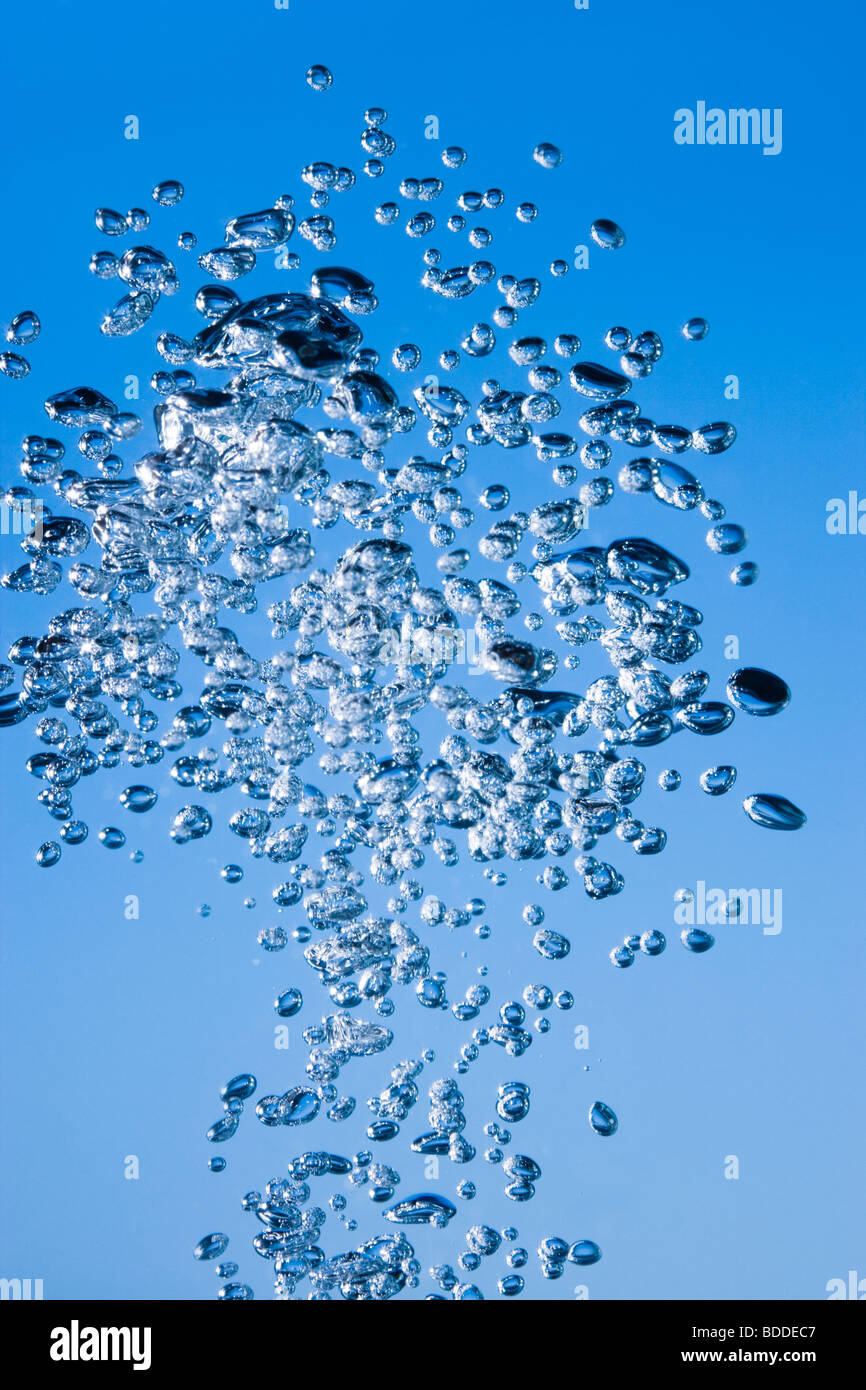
(0, 65), (805, 1300)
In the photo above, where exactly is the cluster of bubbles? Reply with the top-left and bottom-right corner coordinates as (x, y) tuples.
(1, 62), (806, 1299)
(0, 310), (40, 380)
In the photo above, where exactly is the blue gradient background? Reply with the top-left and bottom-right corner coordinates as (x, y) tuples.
(0, 0), (863, 1301)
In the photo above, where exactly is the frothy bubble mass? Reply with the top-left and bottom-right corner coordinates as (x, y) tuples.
(0, 71), (805, 1301)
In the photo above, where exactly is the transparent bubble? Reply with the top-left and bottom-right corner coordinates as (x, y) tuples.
(306, 64), (333, 91)
(99, 826), (126, 849)
(533, 142), (562, 169)
(152, 180), (184, 207)
(6, 311), (40, 346)
(590, 219), (625, 249)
